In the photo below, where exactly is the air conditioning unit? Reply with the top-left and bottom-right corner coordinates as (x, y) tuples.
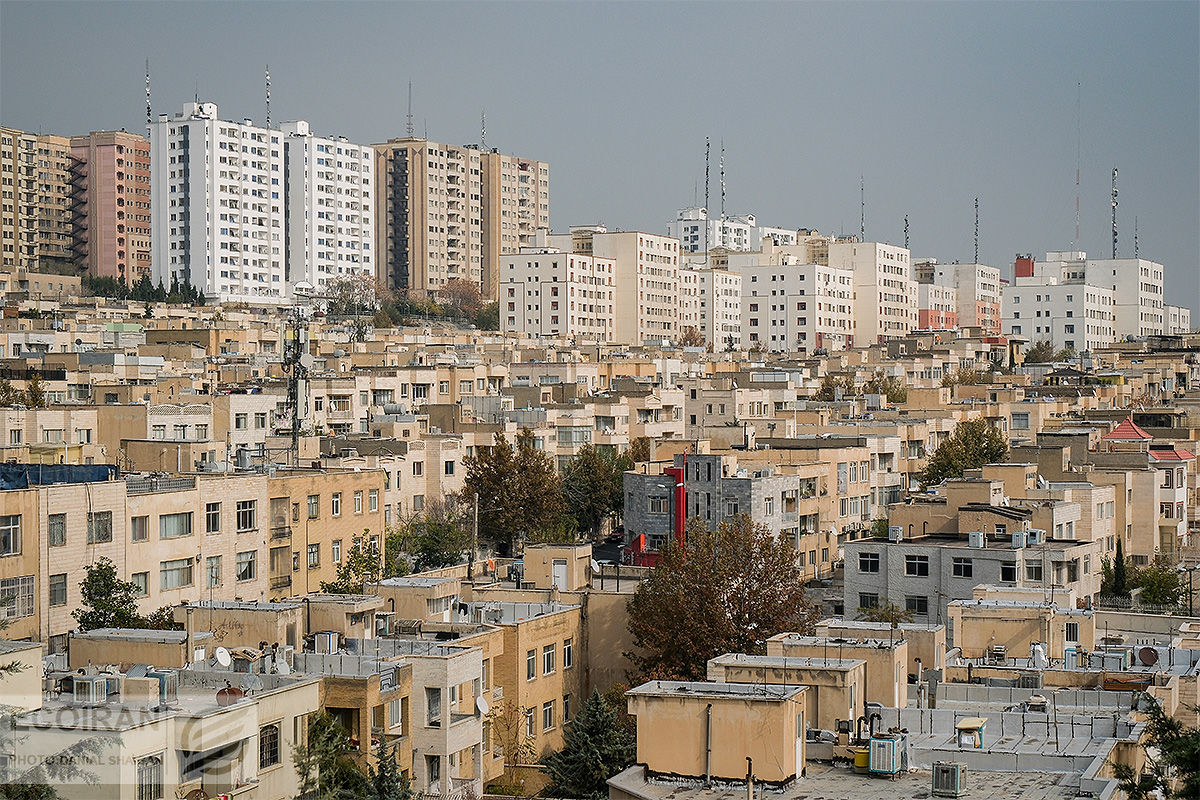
(315, 631), (339, 655)
(888, 526), (903, 542)
(72, 675), (108, 706)
(968, 531), (985, 549)
(1027, 528), (1045, 546)
(932, 762), (967, 797)
(1018, 671), (1043, 689)
(868, 733), (907, 777)
(1011, 531), (1028, 549)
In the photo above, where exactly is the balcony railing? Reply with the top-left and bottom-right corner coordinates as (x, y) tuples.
(270, 525), (292, 541)
(270, 575), (292, 590)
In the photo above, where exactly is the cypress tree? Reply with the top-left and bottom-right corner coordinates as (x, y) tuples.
(543, 690), (636, 800)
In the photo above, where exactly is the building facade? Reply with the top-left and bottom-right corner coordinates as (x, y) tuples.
(667, 206), (797, 254)
(68, 130), (152, 281)
(499, 247), (615, 340)
(0, 128), (72, 270)
(828, 240), (916, 343)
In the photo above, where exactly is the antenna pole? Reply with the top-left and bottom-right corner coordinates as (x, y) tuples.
(481, 110), (486, 149)
(1111, 168), (1118, 259)
(974, 197), (979, 264)
(145, 58), (151, 126)
(1074, 81), (1081, 248)
(904, 214), (909, 250)
(860, 175), (865, 242)
(406, 81), (414, 138)
(265, 65), (271, 128)
(719, 140), (726, 221)
(1134, 216), (1139, 258)
(704, 138), (710, 254)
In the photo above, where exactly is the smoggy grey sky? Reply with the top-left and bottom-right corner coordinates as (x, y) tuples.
(2, 1), (1197, 310)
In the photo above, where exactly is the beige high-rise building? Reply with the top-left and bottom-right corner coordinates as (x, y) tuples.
(373, 137), (548, 300)
(68, 130), (152, 281)
(1, 128), (72, 270)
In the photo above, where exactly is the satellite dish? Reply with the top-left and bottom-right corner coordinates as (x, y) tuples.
(214, 647), (232, 668)
(275, 660), (291, 675)
(476, 696), (490, 716)
(299, 353), (315, 370)
(242, 673), (265, 692)
(590, 559), (601, 573)
(127, 664), (150, 678)
(1139, 646), (1160, 666)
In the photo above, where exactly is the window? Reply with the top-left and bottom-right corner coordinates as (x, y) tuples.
(426, 687), (442, 726)
(332, 493), (342, 516)
(1012, 412), (1030, 430)
(525, 708), (536, 737)
(444, 460), (455, 476)
(1065, 622), (1079, 643)
(49, 573), (67, 606)
(136, 754), (164, 800)
(543, 644), (555, 675)
(236, 500), (257, 531)
(1026, 561), (1043, 581)
(131, 572), (149, 597)
(160, 558), (194, 590)
(48, 513), (66, 547)
(526, 649), (536, 681)
(0, 517), (21, 556)
(858, 592), (879, 610)
(354, 491), (363, 513)
(1000, 562), (1017, 582)
(369, 489), (379, 512)
(413, 461), (424, 476)
(648, 496), (669, 514)
(904, 555), (929, 576)
(563, 638), (574, 669)
(905, 595), (929, 616)
(254, 412), (268, 429)
(389, 698), (403, 729)
(159, 512), (193, 540)
(332, 539), (342, 563)
(205, 502), (221, 533)
(307, 494), (319, 519)
(87, 511), (112, 544)
(564, 693), (572, 721)
(859, 552), (880, 573)
(259, 723), (280, 768)
(307, 543), (320, 568)
(237, 551), (257, 581)
(206, 556), (221, 588)
(542, 700), (555, 731)
(235, 413), (248, 430)
(952, 558), (973, 578)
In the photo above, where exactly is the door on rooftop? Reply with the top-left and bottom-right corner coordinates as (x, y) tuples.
(552, 558), (568, 589)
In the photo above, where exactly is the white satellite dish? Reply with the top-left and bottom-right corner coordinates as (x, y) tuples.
(590, 559), (601, 573)
(275, 660), (291, 676)
(214, 647), (232, 668)
(242, 673), (265, 692)
(476, 696), (490, 716)
(299, 353), (315, 370)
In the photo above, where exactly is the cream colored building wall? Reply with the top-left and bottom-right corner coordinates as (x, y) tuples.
(947, 602), (1096, 661)
(0, 488), (41, 641)
(708, 659), (864, 732)
(815, 620), (947, 674)
(767, 635), (908, 709)
(522, 543), (591, 591)
(0, 642), (42, 711)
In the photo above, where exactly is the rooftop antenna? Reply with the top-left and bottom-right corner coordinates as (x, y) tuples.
(904, 214), (909, 249)
(406, 81), (414, 138)
(1073, 81), (1081, 248)
(265, 65), (271, 128)
(704, 137), (710, 253)
(719, 140), (726, 220)
(1134, 216), (1139, 258)
(860, 175), (865, 242)
(974, 197), (979, 264)
(145, 58), (151, 125)
(1111, 167), (1118, 259)
(480, 109), (486, 149)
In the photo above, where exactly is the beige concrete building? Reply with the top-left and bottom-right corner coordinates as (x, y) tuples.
(68, 130), (152, 280)
(828, 240), (916, 343)
(500, 248), (615, 341)
(372, 137), (548, 300)
(947, 594), (1096, 661)
(767, 633), (908, 710)
(1, 127), (73, 270)
(706, 653), (864, 732)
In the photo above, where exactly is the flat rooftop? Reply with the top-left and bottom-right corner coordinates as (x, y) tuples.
(627, 681), (804, 701)
(72, 628), (214, 643)
(609, 762), (1085, 800)
(772, 634), (904, 650)
(375, 576), (458, 588)
(708, 653), (865, 671)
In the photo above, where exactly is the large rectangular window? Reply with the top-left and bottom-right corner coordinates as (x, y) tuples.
(237, 551), (257, 582)
(951, 558), (973, 578)
(307, 494), (319, 519)
(0, 515), (21, 556)
(205, 502), (221, 533)
(87, 511), (112, 544)
(563, 638), (574, 669)
(905, 595), (929, 616)
(859, 552), (880, 573)
(130, 516), (149, 542)
(236, 500), (257, 532)
(526, 649), (536, 681)
(904, 555), (929, 577)
(159, 512), (192, 540)
(206, 556), (221, 588)
(136, 755), (164, 800)
(0, 576), (34, 618)
(543, 644), (555, 675)
(542, 700), (555, 731)
(49, 573), (67, 607)
(160, 558), (194, 591)
(259, 723), (280, 768)
(47, 513), (66, 547)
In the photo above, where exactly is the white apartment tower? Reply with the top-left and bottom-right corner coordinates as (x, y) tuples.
(280, 121), (374, 290)
(150, 102), (287, 304)
(1004, 281), (1115, 353)
(695, 268), (742, 349)
(668, 207), (797, 254)
(828, 240), (917, 343)
(728, 259), (854, 352)
(914, 260), (1003, 334)
(499, 247), (614, 340)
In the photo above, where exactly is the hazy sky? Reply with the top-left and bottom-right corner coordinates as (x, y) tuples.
(2, 1), (1197, 309)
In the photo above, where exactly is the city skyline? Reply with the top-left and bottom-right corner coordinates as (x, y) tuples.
(1, 1), (1197, 310)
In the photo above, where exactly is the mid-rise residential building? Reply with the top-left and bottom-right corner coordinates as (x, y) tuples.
(0, 127), (72, 270)
(1004, 275), (1115, 353)
(1166, 304), (1192, 335)
(667, 206), (797, 254)
(149, 102), (287, 304)
(548, 226), (681, 345)
(914, 260), (1002, 334)
(68, 130), (152, 281)
(725, 259), (854, 353)
(917, 280), (957, 330)
(695, 268), (741, 349)
(828, 240), (917, 343)
(280, 120), (374, 290)
(499, 247), (615, 340)
(372, 137), (548, 300)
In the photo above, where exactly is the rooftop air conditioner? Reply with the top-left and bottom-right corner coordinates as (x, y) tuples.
(1027, 528), (1045, 546)
(932, 762), (967, 797)
(968, 531), (985, 549)
(1011, 531), (1028, 549)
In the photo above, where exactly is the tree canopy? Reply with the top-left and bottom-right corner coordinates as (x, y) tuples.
(409, 499), (471, 573)
(320, 534), (382, 594)
(463, 428), (566, 554)
(626, 515), (820, 681)
(561, 445), (632, 537)
(73, 558), (145, 632)
(919, 418), (1009, 486)
(542, 690), (636, 800)
(293, 712), (371, 800)
(1111, 694), (1199, 799)
(1024, 340), (1056, 364)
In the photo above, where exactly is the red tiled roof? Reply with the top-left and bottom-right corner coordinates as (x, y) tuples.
(1149, 449), (1195, 462)
(1102, 417), (1153, 441)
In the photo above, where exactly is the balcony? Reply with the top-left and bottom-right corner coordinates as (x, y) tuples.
(270, 525), (292, 541)
(269, 575), (292, 590)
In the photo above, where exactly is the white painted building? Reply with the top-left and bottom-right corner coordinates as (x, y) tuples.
(280, 121), (374, 290)
(727, 259), (854, 353)
(917, 281), (958, 330)
(150, 102), (287, 305)
(678, 267), (702, 337)
(1022, 251), (1165, 340)
(1003, 279), (1115, 353)
(668, 207), (797, 254)
(914, 260), (1003, 333)
(828, 240), (917, 343)
(695, 268), (742, 350)
(499, 247), (614, 340)
(1166, 305), (1192, 335)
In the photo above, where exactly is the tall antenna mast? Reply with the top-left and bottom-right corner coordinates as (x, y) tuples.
(1111, 167), (1118, 259)
(904, 215), (909, 250)
(860, 175), (865, 242)
(719, 140), (726, 220)
(406, 81), (414, 138)
(145, 58), (151, 125)
(974, 197), (980, 264)
(265, 65), (271, 128)
(704, 137), (710, 254)
(480, 110), (486, 149)
(1074, 81), (1081, 248)
(1134, 216), (1139, 258)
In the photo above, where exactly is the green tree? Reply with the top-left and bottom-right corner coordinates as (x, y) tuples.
(320, 533), (382, 594)
(1024, 340), (1056, 364)
(919, 418), (1009, 487)
(440, 277), (483, 317)
(1132, 555), (1181, 606)
(1110, 694), (1199, 799)
(861, 371), (907, 403)
(626, 437), (651, 464)
(73, 558), (144, 632)
(410, 499), (471, 572)
(869, 517), (890, 538)
(561, 445), (632, 538)
(1113, 538), (1129, 596)
(814, 373), (855, 401)
(0, 380), (20, 408)
(475, 301), (499, 331)
(293, 712), (371, 800)
(22, 371), (47, 408)
(858, 601), (914, 626)
(678, 326), (705, 348)
(367, 739), (412, 800)
(143, 605), (182, 631)
(486, 700), (538, 792)
(627, 515), (820, 681)
(463, 428), (566, 555)
(941, 367), (987, 387)
(542, 690), (636, 800)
